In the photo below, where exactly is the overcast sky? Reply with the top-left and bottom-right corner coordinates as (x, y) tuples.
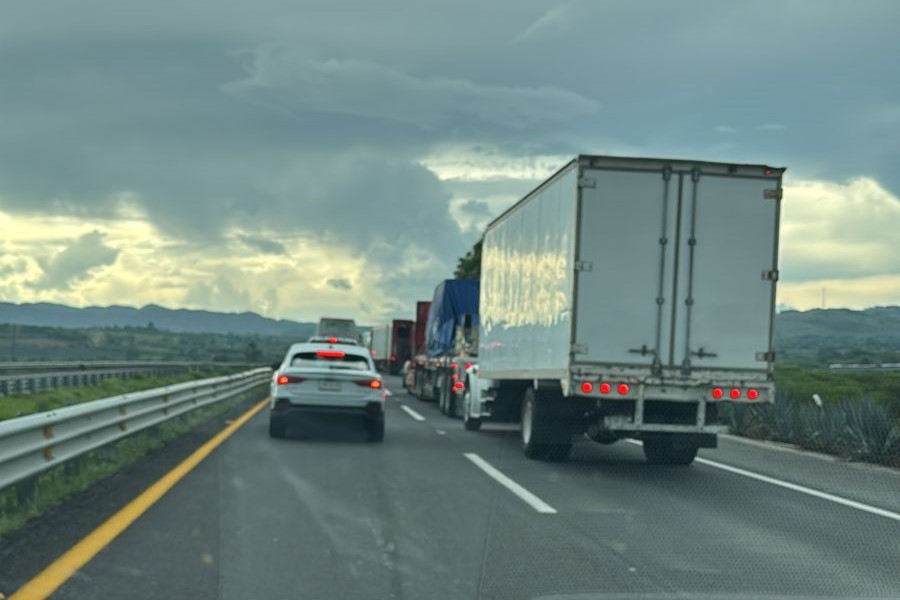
(1, 0), (899, 322)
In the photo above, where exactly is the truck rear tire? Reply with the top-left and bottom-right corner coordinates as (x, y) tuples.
(643, 440), (697, 465)
(521, 388), (574, 461)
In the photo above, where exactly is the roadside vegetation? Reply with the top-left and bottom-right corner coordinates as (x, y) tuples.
(723, 366), (900, 467)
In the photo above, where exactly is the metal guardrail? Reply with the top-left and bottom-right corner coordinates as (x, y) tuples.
(0, 361), (257, 397)
(0, 367), (271, 492)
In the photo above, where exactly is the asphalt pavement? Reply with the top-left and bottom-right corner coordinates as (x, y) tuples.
(4, 374), (899, 599)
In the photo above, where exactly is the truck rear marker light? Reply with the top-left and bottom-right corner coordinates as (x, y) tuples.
(451, 373), (458, 382)
(712, 387), (724, 399)
(328, 337), (337, 343)
(599, 382), (612, 394)
(465, 362), (472, 369)
(747, 388), (759, 400)
(453, 381), (465, 391)
(581, 382), (593, 393)
(617, 384), (630, 395)
(730, 388), (741, 399)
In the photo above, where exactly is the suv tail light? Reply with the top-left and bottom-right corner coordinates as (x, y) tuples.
(276, 375), (305, 385)
(355, 379), (382, 389)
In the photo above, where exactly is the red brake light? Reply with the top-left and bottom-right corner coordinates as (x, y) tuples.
(451, 363), (458, 370)
(712, 387), (724, 399)
(354, 379), (382, 389)
(451, 373), (458, 381)
(328, 337), (337, 343)
(316, 350), (346, 358)
(465, 362), (472, 369)
(747, 388), (759, 400)
(730, 388), (741, 399)
(276, 375), (305, 385)
(617, 383), (630, 395)
(581, 382), (593, 394)
(599, 382), (612, 394)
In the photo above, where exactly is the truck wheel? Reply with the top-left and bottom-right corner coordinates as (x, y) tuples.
(521, 387), (577, 461)
(643, 440), (697, 465)
(269, 418), (286, 439)
(462, 389), (482, 431)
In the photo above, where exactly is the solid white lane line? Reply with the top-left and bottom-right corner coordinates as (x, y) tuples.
(400, 404), (426, 422)
(625, 439), (900, 522)
(464, 453), (557, 514)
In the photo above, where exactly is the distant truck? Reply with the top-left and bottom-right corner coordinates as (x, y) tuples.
(463, 155), (784, 465)
(405, 301), (432, 391)
(315, 318), (358, 341)
(369, 320), (414, 375)
(412, 280), (479, 418)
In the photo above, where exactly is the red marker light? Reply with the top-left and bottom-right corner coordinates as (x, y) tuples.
(712, 387), (724, 399)
(451, 373), (458, 382)
(390, 355), (397, 362)
(581, 382), (593, 393)
(315, 350), (346, 358)
(276, 375), (304, 385)
(453, 381), (465, 391)
(465, 362), (472, 369)
(730, 388), (741, 399)
(328, 337), (337, 343)
(764, 167), (774, 175)
(451, 363), (458, 370)
(617, 383), (630, 395)
(599, 382), (612, 394)
(747, 388), (759, 400)
(370, 349), (377, 357)
(276, 375), (288, 385)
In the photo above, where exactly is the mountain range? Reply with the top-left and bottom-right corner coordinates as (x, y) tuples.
(0, 302), (316, 338)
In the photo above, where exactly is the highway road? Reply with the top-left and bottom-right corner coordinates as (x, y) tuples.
(2, 374), (899, 599)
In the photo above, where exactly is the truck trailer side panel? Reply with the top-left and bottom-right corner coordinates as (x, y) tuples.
(479, 164), (578, 379)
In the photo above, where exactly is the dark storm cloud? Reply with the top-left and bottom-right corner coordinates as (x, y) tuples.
(326, 278), (352, 291)
(0, 0), (898, 314)
(33, 231), (119, 290)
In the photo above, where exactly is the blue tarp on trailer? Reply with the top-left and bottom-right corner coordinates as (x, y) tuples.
(425, 279), (479, 358)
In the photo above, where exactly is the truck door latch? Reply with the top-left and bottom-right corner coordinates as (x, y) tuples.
(690, 347), (718, 359)
(628, 345), (655, 357)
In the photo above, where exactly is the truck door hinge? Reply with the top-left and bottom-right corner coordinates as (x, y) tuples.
(764, 188), (783, 200)
(571, 343), (588, 354)
(762, 269), (779, 281)
(756, 351), (776, 362)
(578, 177), (596, 189)
(575, 261), (593, 272)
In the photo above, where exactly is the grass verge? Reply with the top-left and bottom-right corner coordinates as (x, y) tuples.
(0, 383), (267, 538)
(0, 368), (245, 421)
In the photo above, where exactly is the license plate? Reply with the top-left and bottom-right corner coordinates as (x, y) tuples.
(318, 380), (341, 392)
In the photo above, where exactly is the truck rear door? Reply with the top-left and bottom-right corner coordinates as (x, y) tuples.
(574, 162), (780, 373)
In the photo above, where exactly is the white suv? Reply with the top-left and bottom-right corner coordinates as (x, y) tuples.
(269, 340), (385, 441)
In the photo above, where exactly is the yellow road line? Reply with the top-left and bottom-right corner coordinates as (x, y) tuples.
(10, 397), (270, 600)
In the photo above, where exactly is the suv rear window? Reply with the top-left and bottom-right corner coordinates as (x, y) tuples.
(290, 352), (371, 371)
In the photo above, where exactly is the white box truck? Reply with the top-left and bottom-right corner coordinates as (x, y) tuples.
(462, 155), (783, 464)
